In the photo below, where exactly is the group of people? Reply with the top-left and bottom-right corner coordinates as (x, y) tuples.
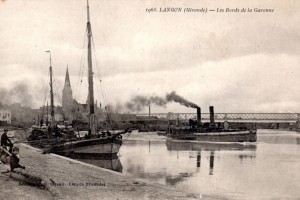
(1, 129), (25, 172)
(47, 124), (62, 138)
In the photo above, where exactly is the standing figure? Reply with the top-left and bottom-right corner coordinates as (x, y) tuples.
(54, 125), (61, 138)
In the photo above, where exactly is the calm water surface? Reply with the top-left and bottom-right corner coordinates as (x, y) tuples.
(78, 130), (300, 199)
(117, 130), (300, 200)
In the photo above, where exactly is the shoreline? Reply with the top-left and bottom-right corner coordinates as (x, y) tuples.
(1, 129), (205, 200)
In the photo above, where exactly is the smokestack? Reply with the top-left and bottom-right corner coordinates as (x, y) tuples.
(196, 107), (201, 126)
(149, 104), (151, 117)
(209, 106), (215, 124)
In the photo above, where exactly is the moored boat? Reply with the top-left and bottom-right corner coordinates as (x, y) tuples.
(28, 1), (131, 157)
(169, 128), (257, 142)
(47, 133), (124, 159)
(167, 106), (257, 142)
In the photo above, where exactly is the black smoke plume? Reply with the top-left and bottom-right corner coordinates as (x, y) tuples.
(125, 91), (199, 112)
(125, 95), (167, 112)
(0, 83), (33, 107)
(166, 91), (199, 108)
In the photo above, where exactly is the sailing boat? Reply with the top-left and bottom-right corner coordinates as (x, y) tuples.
(27, 51), (57, 141)
(46, 0), (129, 159)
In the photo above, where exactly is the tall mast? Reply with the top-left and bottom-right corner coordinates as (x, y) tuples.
(46, 51), (55, 127)
(87, 0), (96, 134)
(47, 101), (49, 125)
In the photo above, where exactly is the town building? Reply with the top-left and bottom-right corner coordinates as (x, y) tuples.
(0, 109), (11, 124)
(61, 67), (107, 125)
(38, 105), (64, 125)
(1, 103), (39, 126)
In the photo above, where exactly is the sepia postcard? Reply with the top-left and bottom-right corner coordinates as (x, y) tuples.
(0, 0), (299, 199)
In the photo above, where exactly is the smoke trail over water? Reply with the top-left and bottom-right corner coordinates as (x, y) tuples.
(125, 91), (199, 112)
(166, 91), (199, 108)
(125, 95), (167, 112)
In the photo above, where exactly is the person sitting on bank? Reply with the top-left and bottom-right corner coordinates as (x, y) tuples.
(10, 147), (25, 172)
(1, 129), (13, 153)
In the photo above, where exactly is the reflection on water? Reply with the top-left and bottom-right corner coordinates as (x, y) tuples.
(166, 139), (257, 151)
(117, 130), (300, 200)
(196, 152), (201, 168)
(119, 136), (258, 189)
(76, 157), (123, 172)
(166, 172), (194, 186)
(209, 151), (214, 176)
(75, 130), (300, 199)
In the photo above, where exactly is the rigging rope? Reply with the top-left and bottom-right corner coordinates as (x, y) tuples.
(52, 73), (62, 107)
(74, 27), (88, 100)
(50, 70), (65, 120)
(90, 30), (114, 130)
(42, 69), (50, 118)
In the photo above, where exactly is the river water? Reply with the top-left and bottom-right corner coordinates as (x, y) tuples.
(80, 129), (300, 199)
(118, 130), (300, 199)
(3, 127), (298, 199)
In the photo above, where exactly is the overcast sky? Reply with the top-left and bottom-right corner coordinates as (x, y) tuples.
(0, 0), (299, 113)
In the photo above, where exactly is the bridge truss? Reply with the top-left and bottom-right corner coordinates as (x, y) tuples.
(136, 113), (300, 123)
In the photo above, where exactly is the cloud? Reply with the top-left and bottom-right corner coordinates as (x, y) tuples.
(0, 0), (299, 113)
(98, 53), (300, 113)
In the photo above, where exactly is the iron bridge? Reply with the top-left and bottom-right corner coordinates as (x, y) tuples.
(136, 113), (300, 123)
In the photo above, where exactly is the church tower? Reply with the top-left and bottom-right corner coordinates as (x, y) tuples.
(62, 67), (73, 120)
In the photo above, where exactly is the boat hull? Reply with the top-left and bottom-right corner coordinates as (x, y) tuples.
(169, 130), (257, 142)
(48, 136), (122, 159)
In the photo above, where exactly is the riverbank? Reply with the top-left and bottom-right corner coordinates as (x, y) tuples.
(0, 129), (206, 200)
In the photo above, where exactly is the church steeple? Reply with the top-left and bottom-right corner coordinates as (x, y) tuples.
(62, 66), (73, 120)
(65, 66), (71, 87)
